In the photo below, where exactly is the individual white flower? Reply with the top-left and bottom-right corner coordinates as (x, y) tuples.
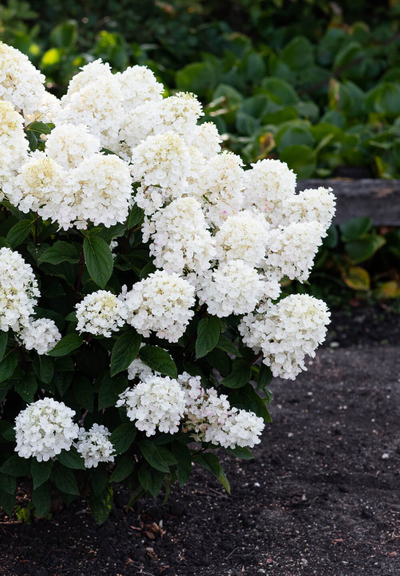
(142, 197), (216, 274)
(196, 151), (244, 227)
(14, 398), (79, 461)
(116, 375), (186, 436)
(123, 271), (195, 342)
(127, 359), (155, 382)
(19, 318), (61, 355)
(242, 158), (296, 218)
(75, 424), (115, 468)
(120, 92), (202, 148)
(62, 59), (113, 103)
(197, 260), (264, 317)
(180, 373), (264, 449)
(55, 74), (124, 150)
(265, 221), (324, 282)
(76, 290), (127, 338)
(214, 211), (269, 267)
(239, 294), (330, 380)
(186, 122), (222, 159)
(0, 42), (45, 114)
(70, 153), (133, 227)
(274, 187), (336, 233)
(0, 247), (40, 332)
(115, 65), (164, 112)
(45, 124), (101, 169)
(130, 132), (202, 215)
(7, 151), (67, 217)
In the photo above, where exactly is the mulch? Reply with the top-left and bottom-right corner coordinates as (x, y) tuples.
(1, 305), (400, 576)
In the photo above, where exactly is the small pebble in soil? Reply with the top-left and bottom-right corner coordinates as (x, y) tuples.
(254, 482), (261, 487)
(382, 453), (390, 459)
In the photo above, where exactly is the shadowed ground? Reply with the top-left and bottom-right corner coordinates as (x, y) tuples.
(1, 307), (400, 576)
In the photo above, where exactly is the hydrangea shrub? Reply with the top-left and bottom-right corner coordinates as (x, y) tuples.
(0, 42), (335, 523)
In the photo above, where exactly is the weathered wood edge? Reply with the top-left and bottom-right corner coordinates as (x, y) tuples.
(298, 179), (400, 226)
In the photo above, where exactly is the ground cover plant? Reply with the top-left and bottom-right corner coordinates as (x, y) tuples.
(3, 0), (400, 177)
(0, 41), (336, 522)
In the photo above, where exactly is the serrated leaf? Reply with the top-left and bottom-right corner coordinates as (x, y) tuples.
(83, 236), (113, 289)
(33, 354), (54, 384)
(221, 359), (251, 389)
(110, 423), (137, 454)
(51, 463), (80, 495)
(98, 373), (128, 410)
(110, 454), (134, 483)
(139, 440), (172, 473)
(0, 455), (31, 476)
(110, 330), (142, 377)
(48, 334), (83, 357)
(31, 459), (53, 489)
(39, 241), (80, 265)
(57, 447), (85, 470)
(0, 353), (17, 383)
(227, 446), (254, 460)
(6, 219), (32, 248)
(216, 334), (242, 357)
(138, 346), (177, 379)
(14, 372), (37, 402)
(195, 316), (221, 359)
(32, 482), (51, 517)
(127, 204), (144, 229)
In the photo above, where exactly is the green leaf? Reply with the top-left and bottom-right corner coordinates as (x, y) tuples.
(72, 375), (94, 412)
(98, 373), (128, 410)
(0, 332), (7, 363)
(280, 145), (316, 179)
(33, 355), (54, 384)
(91, 465), (108, 496)
(57, 447), (85, 470)
(110, 330), (142, 377)
(51, 462), (80, 496)
(39, 241), (80, 265)
(0, 455), (31, 476)
(221, 359), (251, 389)
(110, 423), (137, 454)
(216, 334), (242, 357)
(14, 372), (37, 402)
(282, 36), (314, 71)
(172, 442), (192, 487)
(195, 317), (221, 359)
(176, 62), (217, 97)
(139, 440), (172, 473)
(6, 219), (32, 248)
(31, 459), (53, 489)
(110, 454), (134, 483)
(26, 121), (53, 135)
(90, 485), (113, 524)
(339, 216), (371, 242)
(50, 19), (78, 48)
(0, 473), (16, 494)
(227, 446), (254, 460)
(127, 204), (144, 229)
(0, 488), (15, 516)
(32, 482), (51, 517)
(138, 466), (165, 498)
(138, 346), (177, 379)
(345, 235), (386, 264)
(0, 352), (17, 383)
(83, 236), (113, 289)
(229, 384), (272, 423)
(257, 364), (273, 391)
(48, 334), (83, 357)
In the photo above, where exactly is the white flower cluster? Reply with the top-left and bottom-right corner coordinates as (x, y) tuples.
(239, 294), (330, 380)
(0, 42), (45, 114)
(181, 373), (264, 448)
(122, 271), (195, 342)
(19, 318), (62, 355)
(0, 247), (40, 332)
(14, 398), (79, 461)
(75, 424), (115, 468)
(0, 100), (28, 195)
(117, 375), (186, 436)
(76, 290), (127, 338)
(117, 371), (264, 448)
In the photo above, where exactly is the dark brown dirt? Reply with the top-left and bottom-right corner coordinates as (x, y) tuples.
(1, 307), (400, 576)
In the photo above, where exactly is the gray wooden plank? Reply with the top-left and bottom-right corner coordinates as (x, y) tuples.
(298, 179), (400, 225)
